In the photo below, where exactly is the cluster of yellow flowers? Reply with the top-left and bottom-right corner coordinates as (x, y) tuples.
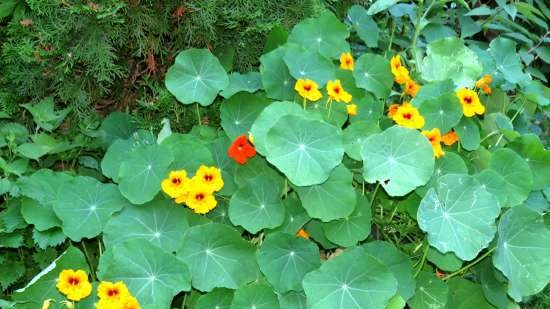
(55, 270), (140, 309)
(161, 165), (224, 214)
(391, 55), (421, 97)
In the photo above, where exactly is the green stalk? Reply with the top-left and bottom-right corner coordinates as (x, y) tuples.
(195, 103), (201, 125)
(442, 247), (496, 280)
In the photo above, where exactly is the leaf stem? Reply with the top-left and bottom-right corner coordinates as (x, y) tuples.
(410, 0), (435, 72)
(414, 243), (429, 277)
(442, 247), (496, 280)
(370, 183), (380, 207)
(81, 241), (96, 281)
(195, 103), (201, 125)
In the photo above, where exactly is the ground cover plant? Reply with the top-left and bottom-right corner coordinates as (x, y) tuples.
(1, 1), (549, 309)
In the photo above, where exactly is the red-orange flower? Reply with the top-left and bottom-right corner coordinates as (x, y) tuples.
(228, 135), (256, 165)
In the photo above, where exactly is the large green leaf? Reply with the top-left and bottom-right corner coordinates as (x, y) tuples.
(416, 152), (468, 196)
(454, 117), (480, 151)
(98, 239), (191, 308)
(418, 93), (463, 133)
(177, 223), (259, 292)
(98, 112), (137, 147)
(294, 165), (356, 222)
(492, 206), (550, 301)
(264, 114), (344, 186)
(229, 174), (285, 233)
(421, 37), (482, 88)
(268, 194), (311, 236)
(20, 198), (60, 232)
(418, 174), (500, 261)
(165, 49), (229, 106)
(348, 5), (379, 47)
(445, 278), (496, 309)
(353, 53), (393, 99)
(118, 144), (174, 205)
(196, 288), (234, 309)
(488, 148), (533, 206)
(508, 134), (550, 190)
(161, 133), (214, 173)
(220, 72), (262, 98)
(21, 97), (70, 132)
(103, 196), (189, 252)
(361, 126), (435, 196)
(287, 11), (349, 59)
(302, 246), (398, 309)
(283, 44), (336, 86)
(220, 92), (271, 140)
(257, 232), (320, 293)
(367, 0), (399, 15)
(323, 193), (371, 246)
(259, 46), (296, 100)
(475, 169), (509, 208)
(427, 247), (463, 272)
(53, 176), (127, 241)
(407, 272), (448, 309)
(343, 121), (381, 161)
(278, 291), (307, 309)
(362, 241), (415, 301)
(230, 283), (280, 309)
(489, 37), (530, 86)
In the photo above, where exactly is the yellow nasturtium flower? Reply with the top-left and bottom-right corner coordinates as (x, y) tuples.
(294, 79), (322, 102)
(339, 52), (354, 71)
(194, 165), (224, 192)
(346, 104), (358, 116)
(404, 79), (420, 97)
(393, 102), (425, 129)
(390, 55), (410, 85)
(96, 281), (140, 309)
(119, 296), (141, 309)
(185, 180), (217, 214)
(326, 80), (352, 103)
(422, 128), (445, 158)
(56, 269), (92, 301)
(456, 88), (485, 117)
(161, 170), (190, 199)
(387, 103), (400, 119)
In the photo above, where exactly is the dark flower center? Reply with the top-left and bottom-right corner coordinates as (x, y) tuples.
(196, 193), (204, 201)
(403, 113), (412, 120)
(171, 178), (181, 185)
(204, 174), (213, 182)
(107, 289), (119, 297)
(303, 85), (311, 91)
(68, 277), (80, 286)
(464, 96), (472, 104)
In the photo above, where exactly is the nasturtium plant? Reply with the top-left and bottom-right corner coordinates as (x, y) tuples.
(259, 47), (296, 100)
(418, 93), (463, 133)
(488, 148), (533, 207)
(283, 44), (336, 86)
(322, 193), (371, 246)
(353, 53), (393, 99)
(220, 92), (271, 140)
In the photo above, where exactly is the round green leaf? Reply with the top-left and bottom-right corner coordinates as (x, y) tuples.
(54, 176), (127, 241)
(427, 247), (463, 272)
(418, 93), (463, 133)
(362, 241), (415, 301)
(350, 94), (384, 124)
(475, 169), (508, 208)
(118, 144), (174, 205)
(283, 44), (336, 86)
(98, 239), (191, 308)
(489, 37), (530, 85)
(361, 126), (435, 196)
(323, 193), (371, 246)
(287, 11), (349, 59)
(455, 117), (480, 151)
(416, 152), (468, 196)
(103, 196), (189, 252)
(264, 114), (344, 186)
(348, 5), (379, 48)
(492, 206), (550, 301)
(220, 92), (271, 140)
(234, 156), (284, 189)
(257, 232), (320, 293)
(177, 223), (259, 292)
(161, 133), (214, 173)
(165, 49), (229, 106)
(268, 194), (311, 235)
(196, 288), (234, 309)
(303, 246), (398, 309)
(229, 174), (285, 233)
(407, 271), (448, 309)
(294, 165), (356, 222)
(98, 112), (137, 147)
(220, 72), (262, 98)
(343, 121), (381, 161)
(353, 53), (393, 99)
(418, 174), (500, 261)
(259, 46), (296, 101)
(278, 291), (307, 309)
(488, 148), (533, 206)
(446, 278), (496, 309)
(20, 198), (60, 231)
(508, 134), (550, 190)
(230, 283), (279, 309)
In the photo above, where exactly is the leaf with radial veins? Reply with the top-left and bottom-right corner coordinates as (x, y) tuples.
(416, 152), (468, 197)
(161, 133), (214, 173)
(361, 126), (435, 196)
(196, 288), (234, 309)
(508, 134), (550, 190)
(257, 232), (320, 293)
(417, 174), (500, 261)
(418, 93), (463, 133)
(348, 5), (379, 47)
(353, 53), (393, 99)
(283, 44), (336, 86)
(230, 283), (280, 309)
(260, 46), (296, 100)
(407, 271), (448, 309)
(165, 49), (229, 106)
(220, 72), (262, 98)
(323, 193), (371, 246)
(492, 206), (550, 301)
(102, 196), (190, 252)
(177, 223), (259, 292)
(98, 239), (191, 308)
(264, 114), (344, 186)
(220, 92), (271, 140)
(53, 176), (128, 241)
(303, 246), (398, 309)
(488, 148), (533, 207)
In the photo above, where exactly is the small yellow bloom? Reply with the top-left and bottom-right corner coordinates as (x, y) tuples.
(404, 79), (420, 97)
(56, 269), (92, 301)
(120, 295), (141, 309)
(294, 79), (322, 102)
(194, 165), (224, 192)
(297, 228), (310, 239)
(185, 181), (217, 214)
(390, 55), (410, 85)
(387, 104), (400, 119)
(97, 281), (130, 301)
(393, 102), (425, 129)
(161, 170), (190, 199)
(422, 128), (445, 158)
(346, 104), (358, 116)
(441, 129), (459, 146)
(339, 52), (354, 71)
(456, 88), (485, 117)
(326, 80), (352, 103)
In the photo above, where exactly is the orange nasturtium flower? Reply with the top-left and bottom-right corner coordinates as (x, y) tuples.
(228, 135), (256, 165)
(346, 103), (358, 116)
(326, 80), (352, 103)
(339, 52), (354, 71)
(194, 165), (224, 192)
(393, 102), (425, 129)
(441, 129), (459, 146)
(56, 269), (92, 301)
(184, 180), (217, 214)
(387, 103), (400, 119)
(297, 228), (310, 239)
(422, 128), (445, 158)
(404, 79), (420, 97)
(294, 79), (322, 102)
(390, 55), (410, 84)
(161, 170), (190, 199)
(456, 88), (485, 117)
(475, 74), (493, 94)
